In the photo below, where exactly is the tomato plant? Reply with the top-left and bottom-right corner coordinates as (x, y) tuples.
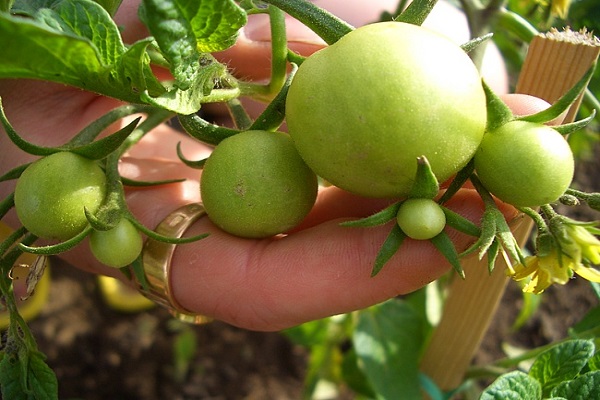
(396, 198), (446, 240)
(14, 152), (106, 241)
(200, 130), (318, 238)
(89, 218), (143, 268)
(474, 120), (575, 207)
(286, 21), (487, 198)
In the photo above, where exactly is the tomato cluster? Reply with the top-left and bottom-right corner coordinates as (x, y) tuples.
(199, 21), (574, 239)
(14, 152), (142, 267)
(13, 22), (576, 249)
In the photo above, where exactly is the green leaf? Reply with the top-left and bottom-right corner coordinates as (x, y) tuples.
(550, 370), (600, 399)
(481, 370), (542, 400)
(70, 117), (141, 159)
(340, 348), (376, 398)
(529, 339), (595, 396)
(94, 0), (122, 15)
(0, 1), (148, 103)
(518, 63), (597, 125)
(441, 206), (481, 237)
(141, 56), (234, 114)
(430, 231), (465, 278)
(354, 299), (425, 400)
(371, 224), (406, 277)
(0, 349), (58, 400)
(141, 0), (246, 90)
(283, 318), (331, 347)
(588, 352), (600, 371)
(340, 202), (401, 228)
(553, 110), (596, 136)
(570, 305), (600, 336)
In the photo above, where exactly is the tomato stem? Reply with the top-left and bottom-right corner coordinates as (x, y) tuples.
(259, 0), (354, 45)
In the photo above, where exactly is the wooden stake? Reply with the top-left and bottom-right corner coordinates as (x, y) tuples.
(419, 28), (600, 392)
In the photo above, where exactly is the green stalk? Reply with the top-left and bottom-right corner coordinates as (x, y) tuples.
(260, 0), (353, 45)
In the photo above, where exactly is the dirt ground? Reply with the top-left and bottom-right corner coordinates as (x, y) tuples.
(19, 149), (600, 399)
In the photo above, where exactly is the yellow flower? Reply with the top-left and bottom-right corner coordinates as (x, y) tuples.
(562, 224), (600, 265)
(509, 250), (572, 294)
(551, 0), (571, 19)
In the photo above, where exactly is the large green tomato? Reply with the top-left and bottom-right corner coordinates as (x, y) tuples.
(14, 152), (106, 240)
(286, 21), (487, 198)
(200, 130), (318, 238)
(474, 120), (574, 207)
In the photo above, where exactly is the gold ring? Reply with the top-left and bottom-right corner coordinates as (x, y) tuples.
(134, 203), (212, 324)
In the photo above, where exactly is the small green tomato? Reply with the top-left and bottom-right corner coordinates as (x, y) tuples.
(14, 152), (106, 241)
(396, 198), (446, 240)
(89, 218), (143, 268)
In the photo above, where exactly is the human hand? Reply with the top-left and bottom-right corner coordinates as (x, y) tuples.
(0, 0), (541, 331)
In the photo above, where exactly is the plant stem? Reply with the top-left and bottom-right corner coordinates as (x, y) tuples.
(260, 0), (353, 45)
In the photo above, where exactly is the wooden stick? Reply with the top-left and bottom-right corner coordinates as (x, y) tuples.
(419, 27), (600, 391)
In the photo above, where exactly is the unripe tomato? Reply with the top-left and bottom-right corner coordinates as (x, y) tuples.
(286, 21), (487, 198)
(200, 130), (318, 238)
(89, 218), (143, 268)
(14, 152), (106, 240)
(396, 198), (446, 240)
(474, 120), (574, 207)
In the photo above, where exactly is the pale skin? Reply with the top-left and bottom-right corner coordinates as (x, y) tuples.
(0, 1), (552, 331)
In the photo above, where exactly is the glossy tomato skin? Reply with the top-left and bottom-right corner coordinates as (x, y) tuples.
(474, 120), (574, 207)
(286, 21), (487, 199)
(396, 198), (446, 240)
(14, 152), (106, 240)
(200, 130), (318, 238)
(89, 218), (143, 268)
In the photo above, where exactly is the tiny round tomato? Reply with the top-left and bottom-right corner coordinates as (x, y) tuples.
(396, 198), (446, 240)
(474, 120), (574, 207)
(200, 130), (318, 238)
(89, 218), (143, 268)
(14, 152), (106, 241)
(286, 21), (487, 198)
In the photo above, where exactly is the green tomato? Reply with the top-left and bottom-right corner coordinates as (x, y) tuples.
(200, 130), (318, 238)
(89, 218), (143, 268)
(396, 198), (446, 240)
(286, 21), (487, 198)
(474, 120), (574, 207)
(14, 152), (106, 240)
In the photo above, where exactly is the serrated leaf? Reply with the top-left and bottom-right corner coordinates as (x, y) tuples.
(0, 349), (58, 400)
(481, 370), (542, 400)
(354, 299), (425, 400)
(550, 370), (600, 399)
(0, 2), (149, 103)
(181, 0), (246, 52)
(529, 339), (595, 396)
(141, 58), (232, 114)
